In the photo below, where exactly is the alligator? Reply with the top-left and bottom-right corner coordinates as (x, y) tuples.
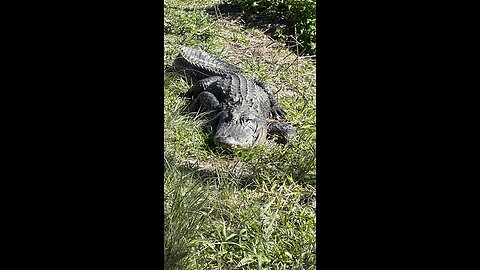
(173, 46), (296, 148)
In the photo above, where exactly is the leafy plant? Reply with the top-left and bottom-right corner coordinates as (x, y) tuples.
(164, 8), (217, 43)
(229, 0), (316, 54)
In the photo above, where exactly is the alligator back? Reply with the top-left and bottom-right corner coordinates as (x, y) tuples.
(209, 73), (272, 118)
(174, 47), (242, 81)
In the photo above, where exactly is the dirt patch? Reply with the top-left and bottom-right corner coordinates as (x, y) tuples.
(205, 2), (314, 56)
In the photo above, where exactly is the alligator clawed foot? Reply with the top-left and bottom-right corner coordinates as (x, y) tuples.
(271, 106), (287, 119)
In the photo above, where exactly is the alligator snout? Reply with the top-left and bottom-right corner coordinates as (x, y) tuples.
(214, 136), (243, 149)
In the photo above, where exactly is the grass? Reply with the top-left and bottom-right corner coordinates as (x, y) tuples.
(164, 154), (209, 269)
(229, 0), (317, 55)
(164, 0), (316, 269)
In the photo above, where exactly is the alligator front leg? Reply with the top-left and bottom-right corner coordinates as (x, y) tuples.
(254, 80), (286, 119)
(184, 91), (222, 114)
(180, 76), (223, 98)
(267, 120), (296, 144)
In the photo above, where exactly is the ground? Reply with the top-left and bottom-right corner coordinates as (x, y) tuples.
(164, 0), (316, 269)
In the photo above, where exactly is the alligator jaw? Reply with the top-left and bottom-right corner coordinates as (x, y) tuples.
(214, 136), (242, 149)
(214, 134), (264, 149)
(214, 129), (265, 149)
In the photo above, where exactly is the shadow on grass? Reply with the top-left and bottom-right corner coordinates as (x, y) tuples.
(165, 149), (256, 189)
(164, 2), (309, 55)
(181, 158), (255, 190)
(203, 3), (311, 56)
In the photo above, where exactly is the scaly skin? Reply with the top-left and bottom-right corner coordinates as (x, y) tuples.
(173, 47), (296, 148)
(174, 47), (242, 81)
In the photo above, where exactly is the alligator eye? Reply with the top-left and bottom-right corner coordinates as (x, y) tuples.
(225, 111), (234, 121)
(243, 114), (256, 121)
(241, 115), (254, 123)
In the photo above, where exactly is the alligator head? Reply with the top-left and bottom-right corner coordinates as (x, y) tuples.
(213, 109), (269, 149)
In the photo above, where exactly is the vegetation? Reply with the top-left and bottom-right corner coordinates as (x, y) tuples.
(229, 0), (317, 54)
(164, 0), (316, 268)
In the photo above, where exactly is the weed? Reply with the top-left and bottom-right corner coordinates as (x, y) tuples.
(229, 0), (316, 54)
